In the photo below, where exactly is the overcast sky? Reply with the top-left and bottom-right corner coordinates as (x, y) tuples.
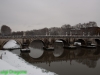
(0, 0), (100, 31)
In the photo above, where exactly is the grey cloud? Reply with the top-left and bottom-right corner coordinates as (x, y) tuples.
(0, 0), (99, 31)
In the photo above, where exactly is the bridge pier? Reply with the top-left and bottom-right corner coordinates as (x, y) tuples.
(21, 38), (31, 49)
(63, 38), (75, 47)
(0, 45), (3, 50)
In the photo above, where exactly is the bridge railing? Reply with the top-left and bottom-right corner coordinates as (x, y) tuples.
(0, 35), (100, 39)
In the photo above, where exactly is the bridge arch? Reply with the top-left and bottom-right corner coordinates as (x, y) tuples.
(29, 39), (45, 46)
(55, 39), (69, 46)
(1, 39), (22, 49)
(95, 39), (100, 46)
(75, 39), (86, 45)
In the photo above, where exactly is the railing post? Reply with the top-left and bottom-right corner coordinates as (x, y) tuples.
(46, 32), (47, 36)
(66, 32), (67, 36)
(23, 31), (26, 36)
(49, 31), (50, 36)
(88, 32), (90, 36)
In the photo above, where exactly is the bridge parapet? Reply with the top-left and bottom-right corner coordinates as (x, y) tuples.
(0, 35), (100, 39)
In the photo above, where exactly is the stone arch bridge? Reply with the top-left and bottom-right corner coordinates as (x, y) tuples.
(0, 35), (100, 49)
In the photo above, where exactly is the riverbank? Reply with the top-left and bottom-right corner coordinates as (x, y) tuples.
(0, 50), (58, 75)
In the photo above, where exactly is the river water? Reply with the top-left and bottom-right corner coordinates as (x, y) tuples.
(11, 41), (100, 75)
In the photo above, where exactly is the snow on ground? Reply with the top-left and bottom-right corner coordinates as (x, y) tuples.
(55, 40), (63, 43)
(0, 50), (58, 75)
(3, 40), (20, 49)
(74, 42), (81, 46)
(0, 59), (18, 70)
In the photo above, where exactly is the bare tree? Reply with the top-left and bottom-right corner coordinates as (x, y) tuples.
(1, 25), (11, 36)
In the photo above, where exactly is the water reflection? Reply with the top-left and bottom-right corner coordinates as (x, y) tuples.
(19, 47), (100, 75)
(20, 47), (100, 67)
(75, 47), (100, 68)
(10, 41), (100, 75)
(29, 47), (44, 58)
(53, 43), (64, 57)
(93, 48), (100, 55)
(76, 58), (97, 68)
(29, 41), (44, 58)
(11, 49), (20, 55)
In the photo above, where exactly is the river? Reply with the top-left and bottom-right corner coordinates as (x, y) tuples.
(8, 41), (100, 75)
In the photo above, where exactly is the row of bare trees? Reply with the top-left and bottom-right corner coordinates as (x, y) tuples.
(0, 21), (100, 36)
